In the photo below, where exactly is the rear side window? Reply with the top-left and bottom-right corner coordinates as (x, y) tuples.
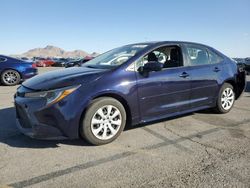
(0, 57), (7, 62)
(186, 46), (209, 66)
(208, 50), (223, 64)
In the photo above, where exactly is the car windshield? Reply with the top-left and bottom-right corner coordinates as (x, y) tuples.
(83, 44), (148, 69)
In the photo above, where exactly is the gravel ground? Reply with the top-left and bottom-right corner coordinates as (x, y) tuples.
(0, 67), (249, 188)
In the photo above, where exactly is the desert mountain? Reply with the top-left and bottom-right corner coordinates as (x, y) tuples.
(22, 45), (98, 58)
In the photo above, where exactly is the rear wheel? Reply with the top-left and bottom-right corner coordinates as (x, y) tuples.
(80, 97), (126, 145)
(214, 83), (235, 113)
(1, 69), (21, 86)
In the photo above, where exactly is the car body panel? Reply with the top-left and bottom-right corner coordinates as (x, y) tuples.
(22, 66), (108, 90)
(187, 64), (222, 108)
(136, 66), (192, 122)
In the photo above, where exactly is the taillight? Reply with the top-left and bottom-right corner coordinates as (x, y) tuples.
(32, 63), (37, 68)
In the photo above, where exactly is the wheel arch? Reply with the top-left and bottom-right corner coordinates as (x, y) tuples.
(78, 92), (132, 137)
(92, 93), (132, 126)
(223, 78), (241, 100)
(0, 68), (23, 79)
(0, 68), (23, 86)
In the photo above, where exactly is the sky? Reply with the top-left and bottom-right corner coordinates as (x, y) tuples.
(0, 0), (249, 57)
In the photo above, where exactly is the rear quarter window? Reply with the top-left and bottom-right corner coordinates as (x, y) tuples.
(208, 50), (224, 64)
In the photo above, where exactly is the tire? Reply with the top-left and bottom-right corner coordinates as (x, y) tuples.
(1, 69), (21, 86)
(80, 97), (126, 145)
(214, 83), (235, 114)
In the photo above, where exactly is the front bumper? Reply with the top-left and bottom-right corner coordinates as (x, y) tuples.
(15, 102), (67, 140)
(14, 85), (86, 140)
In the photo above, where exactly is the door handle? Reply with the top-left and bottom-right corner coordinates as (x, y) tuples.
(213, 67), (221, 72)
(179, 72), (189, 78)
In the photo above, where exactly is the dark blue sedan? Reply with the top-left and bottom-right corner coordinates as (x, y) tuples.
(0, 55), (37, 86)
(14, 42), (246, 145)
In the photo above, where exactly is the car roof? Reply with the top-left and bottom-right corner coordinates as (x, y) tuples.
(129, 41), (226, 58)
(0, 55), (24, 61)
(131, 41), (210, 47)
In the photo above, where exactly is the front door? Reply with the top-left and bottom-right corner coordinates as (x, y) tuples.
(135, 45), (191, 122)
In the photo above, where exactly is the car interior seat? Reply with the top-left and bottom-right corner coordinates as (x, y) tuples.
(164, 48), (180, 68)
(195, 50), (208, 65)
(147, 52), (158, 62)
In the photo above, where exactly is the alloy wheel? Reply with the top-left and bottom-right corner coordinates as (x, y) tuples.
(91, 105), (122, 140)
(3, 70), (19, 85)
(221, 87), (234, 110)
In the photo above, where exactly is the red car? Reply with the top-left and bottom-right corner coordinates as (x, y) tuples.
(36, 58), (55, 67)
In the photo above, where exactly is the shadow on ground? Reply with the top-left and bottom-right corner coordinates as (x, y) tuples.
(0, 107), (92, 148)
(0, 106), (192, 149)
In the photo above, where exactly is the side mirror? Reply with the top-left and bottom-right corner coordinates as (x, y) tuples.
(138, 61), (163, 74)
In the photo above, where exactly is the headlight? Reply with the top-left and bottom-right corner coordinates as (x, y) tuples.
(24, 85), (80, 105)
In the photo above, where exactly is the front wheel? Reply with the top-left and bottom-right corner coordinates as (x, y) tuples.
(80, 97), (126, 145)
(214, 83), (235, 113)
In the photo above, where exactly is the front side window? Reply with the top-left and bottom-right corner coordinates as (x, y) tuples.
(186, 45), (209, 66)
(83, 44), (148, 69)
(134, 46), (183, 71)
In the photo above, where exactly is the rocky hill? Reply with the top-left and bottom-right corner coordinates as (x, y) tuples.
(22, 45), (98, 58)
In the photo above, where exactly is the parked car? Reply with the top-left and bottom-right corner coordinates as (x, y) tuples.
(0, 55), (37, 86)
(36, 58), (55, 67)
(233, 57), (250, 74)
(19, 57), (33, 63)
(52, 58), (69, 67)
(14, 41), (246, 145)
(244, 58), (250, 74)
(65, 56), (93, 68)
(232, 58), (244, 63)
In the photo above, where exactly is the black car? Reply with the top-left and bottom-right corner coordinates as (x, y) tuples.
(244, 58), (250, 74)
(52, 58), (69, 67)
(233, 58), (250, 75)
(65, 57), (93, 68)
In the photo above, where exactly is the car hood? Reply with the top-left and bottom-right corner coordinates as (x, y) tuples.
(22, 67), (108, 91)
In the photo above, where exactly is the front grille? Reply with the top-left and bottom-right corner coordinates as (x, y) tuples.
(15, 104), (32, 128)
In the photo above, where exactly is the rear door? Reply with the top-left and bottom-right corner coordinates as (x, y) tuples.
(183, 44), (223, 108)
